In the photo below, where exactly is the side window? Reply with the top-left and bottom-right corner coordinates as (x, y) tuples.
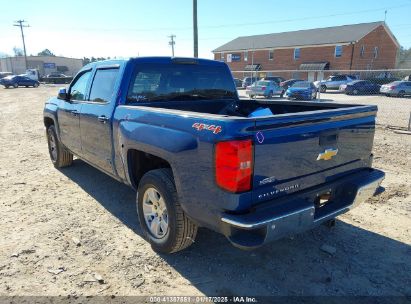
(335, 45), (342, 57)
(373, 47), (379, 59)
(89, 68), (119, 103)
(268, 49), (274, 60)
(294, 48), (300, 60)
(360, 45), (365, 57)
(70, 70), (92, 101)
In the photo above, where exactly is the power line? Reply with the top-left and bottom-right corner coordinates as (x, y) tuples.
(13, 19), (30, 70)
(168, 34), (176, 56)
(32, 2), (411, 33)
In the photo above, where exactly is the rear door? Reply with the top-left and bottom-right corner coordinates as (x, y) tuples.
(57, 69), (93, 155)
(251, 108), (376, 204)
(80, 66), (120, 174)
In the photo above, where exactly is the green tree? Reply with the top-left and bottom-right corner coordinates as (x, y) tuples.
(13, 47), (23, 56)
(37, 49), (55, 56)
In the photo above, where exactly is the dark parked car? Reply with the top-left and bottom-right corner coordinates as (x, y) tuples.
(233, 78), (243, 88)
(262, 76), (285, 84)
(339, 80), (381, 95)
(242, 76), (259, 88)
(0, 75), (40, 88)
(285, 81), (317, 100)
(279, 79), (304, 97)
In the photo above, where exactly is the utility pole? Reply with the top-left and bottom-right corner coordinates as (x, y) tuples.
(168, 34), (176, 57)
(13, 20), (30, 70)
(193, 0), (198, 58)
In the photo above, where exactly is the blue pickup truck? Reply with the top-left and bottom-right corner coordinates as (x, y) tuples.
(44, 57), (384, 253)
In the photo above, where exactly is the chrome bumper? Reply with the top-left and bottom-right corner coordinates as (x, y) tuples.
(220, 169), (385, 249)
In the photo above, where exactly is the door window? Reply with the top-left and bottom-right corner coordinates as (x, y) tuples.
(89, 68), (120, 103)
(70, 70), (92, 101)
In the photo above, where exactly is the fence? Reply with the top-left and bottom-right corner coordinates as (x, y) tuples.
(234, 69), (411, 130)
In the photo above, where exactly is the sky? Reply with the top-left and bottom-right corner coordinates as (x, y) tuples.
(0, 0), (411, 60)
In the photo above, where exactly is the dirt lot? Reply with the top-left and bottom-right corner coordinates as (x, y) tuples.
(0, 86), (410, 297)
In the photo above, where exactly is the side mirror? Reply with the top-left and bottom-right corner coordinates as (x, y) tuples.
(57, 87), (68, 100)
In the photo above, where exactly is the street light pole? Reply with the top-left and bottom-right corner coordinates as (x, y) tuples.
(193, 0), (198, 58)
(13, 20), (29, 70)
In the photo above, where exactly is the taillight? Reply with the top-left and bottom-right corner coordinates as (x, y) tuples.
(261, 86), (266, 90)
(215, 139), (253, 193)
(279, 82), (284, 86)
(390, 86), (397, 90)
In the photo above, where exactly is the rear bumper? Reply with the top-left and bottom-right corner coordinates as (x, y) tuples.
(220, 169), (384, 249)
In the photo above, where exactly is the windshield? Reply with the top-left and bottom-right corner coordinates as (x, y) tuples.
(256, 81), (270, 86)
(127, 63), (237, 102)
(292, 81), (311, 88)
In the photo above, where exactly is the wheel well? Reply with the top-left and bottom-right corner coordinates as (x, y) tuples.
(127, 149), (172, 188)
(44, 117), (54, 128)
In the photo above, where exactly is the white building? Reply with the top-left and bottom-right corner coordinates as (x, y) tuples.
(0, 55), (83, 77)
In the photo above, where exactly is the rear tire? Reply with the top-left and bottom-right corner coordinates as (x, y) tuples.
(33, 83), (39, 88)
(4, 85), (9, 89)
(137, 168), (198, 253)
(13, 83), (18, 88)
(353, 89), (359, 95)
(398, 90), (405, 98)
(266, 91), (273, 99)
(46, 125), (73, 168)
(320, 85), (327, 93)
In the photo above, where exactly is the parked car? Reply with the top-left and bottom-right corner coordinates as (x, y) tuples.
(339, 80), (381, 95)
(44, 73), (73, 84)
(44, 57), (384, 253)
(0, 75), (40, 88)
(285, 81), (317, 100)
(246, 80), (282, 98)
(380, 81), (411, 97)
(242, 76), (259, 88)
(0, 72), (13, 79)
(279, 79), (304, 97)
(233, 78), (243, 88)
(314, 74), (357, 92)
(261, 76), (285, 84)
(46, 73), (69, 78)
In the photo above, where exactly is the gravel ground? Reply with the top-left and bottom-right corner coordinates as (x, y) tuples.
(0, 86), (410, 297)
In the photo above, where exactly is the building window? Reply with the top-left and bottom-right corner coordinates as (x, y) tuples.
(360, 45), (365, 57)
(373, 47), (379, 59)
(294, 48), (300, 60)
(244, 51), (248, 62)
(269, 49), (274, 60)
(220, 53), (224, 61)
(335, 45), (342, 57)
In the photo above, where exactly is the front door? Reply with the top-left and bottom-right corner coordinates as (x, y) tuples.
(80, 67), (120, 174)
(57, 69), (92, 155)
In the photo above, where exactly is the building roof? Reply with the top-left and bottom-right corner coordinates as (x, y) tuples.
(213, 21), (399, 52)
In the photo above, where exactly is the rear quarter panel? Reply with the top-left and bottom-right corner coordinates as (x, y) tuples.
(113, 106), (256, 231)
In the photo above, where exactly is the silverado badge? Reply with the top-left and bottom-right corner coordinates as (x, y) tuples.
(317, 148), (338, 161)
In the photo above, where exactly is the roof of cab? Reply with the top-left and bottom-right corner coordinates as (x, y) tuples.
(82, 56), (224, 70)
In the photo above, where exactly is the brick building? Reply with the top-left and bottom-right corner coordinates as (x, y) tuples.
(212, 22), (400, 81)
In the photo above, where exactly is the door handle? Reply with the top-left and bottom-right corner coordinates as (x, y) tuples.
(70, 110), (79, 116)
(98, 115), (109, 123)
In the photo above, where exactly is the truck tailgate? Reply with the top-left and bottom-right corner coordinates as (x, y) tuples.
(252, 106), (376, 204)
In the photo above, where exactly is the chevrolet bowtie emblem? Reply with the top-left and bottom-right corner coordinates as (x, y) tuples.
(317, 148), (338, 161)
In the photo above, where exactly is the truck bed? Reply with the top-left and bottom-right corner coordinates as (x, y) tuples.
(130, 99), (374, 118)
